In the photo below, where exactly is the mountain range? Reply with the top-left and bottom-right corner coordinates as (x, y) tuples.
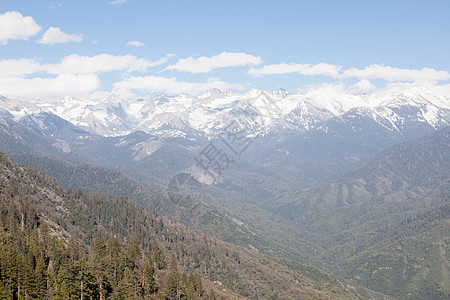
(1, 86), (448, 190)
(0, 86), (449, 299)
(1, 86), (448, 139)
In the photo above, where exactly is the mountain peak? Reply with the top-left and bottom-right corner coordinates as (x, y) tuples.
(197, 88), (224, 99)
(105, 93), (127, 103)
(0, 86), (448, 138)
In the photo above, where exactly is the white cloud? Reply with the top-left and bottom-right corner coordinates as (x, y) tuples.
(38, 27), (83, 45)
(0, 54), (166, 78)
(126, 40), (145, 47)
(0, 58), (40, 78)
(349, 79), (376, 94)
(41, 54), (167, 74)
(0, 54), (170, 100)
(249, 62), (342, 78)
(2, 49), (448, 103)
(108, 0), (126, 5)
(299, 82), (347, 106)
(0, 74), (99, 99)
(113, 76), (245, 97)
(166, 52), (262, 73)
(297, 82), (389, 113)
(0, 11), (41, 45)
(342, 65), (450, 82)
(249, 62), (450, 83)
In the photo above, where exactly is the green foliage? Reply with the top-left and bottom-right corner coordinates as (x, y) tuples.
(259, 127), (450, 299)
(0, 149), (391, 299)
(151, 240), (166, 270)
(164, 253), (180, 299)
(143, 256), (157, 296)
(0, 150), (210, 300)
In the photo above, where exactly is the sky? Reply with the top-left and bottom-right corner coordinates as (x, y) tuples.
(0, 0), (450, 101)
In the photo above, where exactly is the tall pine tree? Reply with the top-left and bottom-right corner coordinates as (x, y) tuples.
(165, 253), (179, 300)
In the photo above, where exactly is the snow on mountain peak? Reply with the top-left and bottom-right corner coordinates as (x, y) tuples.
(105, 93), (127, 102)
(197, 89), (224, 99)
(0, 86), (448, 138)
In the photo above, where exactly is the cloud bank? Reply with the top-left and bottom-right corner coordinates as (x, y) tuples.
(0, 46), (448, 101)
(0, 54), (170, 100)
(113, 76), (245, 98)
(0, 11), (41, 45)
(249, 63), (341, 78)
(342, 65), (450, 82)
(38, 27), (83, 45)
(166, 52), (262, 73)
(0, 74), (99, 99)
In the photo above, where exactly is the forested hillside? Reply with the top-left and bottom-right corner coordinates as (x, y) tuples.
(0, 151), (219, 299)
(12, 153), (309, 263)
(7, 125), (449, 299)
(261, 127), (450, 299)
(0, 151), (390, 299)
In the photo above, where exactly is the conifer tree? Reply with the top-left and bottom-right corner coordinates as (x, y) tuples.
(165, 253), (179, 300)
(35, 254), (47, 299)
(151, 240), (166, 270)
(54, 281), (69, 300)
(106, 236), (121, 286)
(194, 273), (203, 297)
(93, 231), (107, 260)
(187, 272), (199, 300)
(126, 235), (142, 267)
(143, 255), (157, 297)
(93, 232), (109, 300)
(121, 267), (139, 300)
(3, 244), (18, 298)
(179, 272), (189, 299)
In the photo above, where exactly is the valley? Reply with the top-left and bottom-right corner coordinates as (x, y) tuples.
(1, 87), (448, 299)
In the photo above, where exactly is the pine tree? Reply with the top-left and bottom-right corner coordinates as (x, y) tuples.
(3, 244), (18, 298)
(106, 236), (121, 287)
(121, 267), (139, 300)
(187, 273), (199, 300)
(54, 281), (69, 300)
(124, 235), (141, 270)
(93, 232), (108, 300)
(94, 260), (108, 300)
(165, 253), (179, 300)
(143, 256), (157, 297)
(193, 273), (203, 297)
(35, 254), (47, 299)
(57, 247), (78, 298)
(151, 240), (166, 270)
(179, 273), (189, 300)
(93, 231), (107, 260)
(78, 259), (98, 300)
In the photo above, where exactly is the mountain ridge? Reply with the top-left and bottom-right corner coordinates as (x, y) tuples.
(1, 86), (448, 139)
(259, 126), (450, 299)
(0, 150), (392, 299)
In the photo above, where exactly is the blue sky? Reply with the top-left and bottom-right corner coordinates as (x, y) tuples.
(1, 0), (450, 100)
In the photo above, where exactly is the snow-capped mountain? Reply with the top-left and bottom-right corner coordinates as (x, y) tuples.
(1, 86), (449, 195)
(0, 87), (449, 140)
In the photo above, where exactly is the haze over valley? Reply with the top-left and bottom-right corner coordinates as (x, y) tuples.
(0, 1), (449, 299)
